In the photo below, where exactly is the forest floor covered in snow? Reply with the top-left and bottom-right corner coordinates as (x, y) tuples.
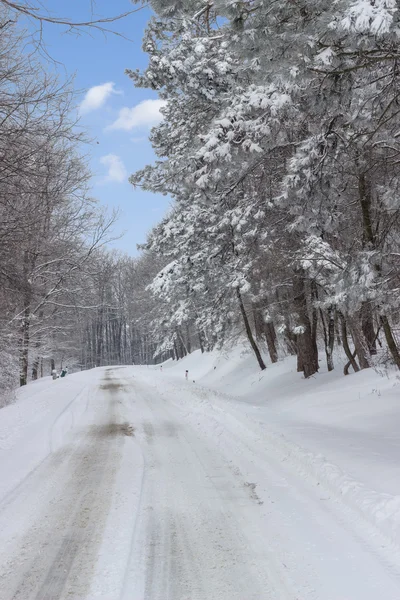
(0, 349), (400, 598)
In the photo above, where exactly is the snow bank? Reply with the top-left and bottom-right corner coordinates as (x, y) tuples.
(160, 346), (400, 549)
(0, 369), (103, 502)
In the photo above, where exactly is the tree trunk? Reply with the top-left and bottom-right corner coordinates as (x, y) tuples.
(32, 359), (38, 381)
(252, 302), (264, 340)
(276, 288), (297, 355)
(348, 314), (371, 369)
(361, 301), (377, 355)
(310, 280), (319, 366)
(344, 349), (358, 376)
(19, 251), (32, 387)
(197, 329), (205, 353)
(177, 329), (188, 357)
(32, 309), (44, 380)
(236, 288), (266, 370)
(292, 270), (319, 378)
(264, 321), (278, 363)
(357, 171), (398, 366)
(284, 328), (297, 356)
(173, 337), (180, 360)
(339, 313), (360, 373)
(358, 172), (375, 246)
(185, 322), (192, 354)
(253, 301), (278, 363)
(96, 309), (103, 366)
(19, 312), (30, 386)
(357, 171), (377, 361)
(19, 289), (31, 386)
(335, 310), (342, 346)
(320, 306), (335, 371)
(380, 314), (400, 369)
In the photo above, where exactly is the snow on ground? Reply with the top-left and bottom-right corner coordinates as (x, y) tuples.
(0, 368), (143, 599)
(0, 350), (400, 598)
(0, 371), (94, 500)
(159, 346), (400, 547)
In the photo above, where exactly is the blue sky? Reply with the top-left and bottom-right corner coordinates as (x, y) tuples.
(28, 0), (170, 255)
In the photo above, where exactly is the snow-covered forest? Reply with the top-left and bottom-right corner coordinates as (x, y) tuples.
(0, 10), (142, 404)
(2, 0), (400, 406)
(127, 0), (400, 377)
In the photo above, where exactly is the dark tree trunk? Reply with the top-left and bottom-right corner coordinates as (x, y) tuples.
(19, 290), (31, 386)
(276, 288), (297, 355)
(361, 302), (377, 355)
(177, 329), (187, 357)
(284, 327), (298, 356)
(252, 302), (264, 340)
(320, 306), (335, 372)
(32, 309), (44, 380)
(32, 360), (38, 381)
(19, 311), (30, 386)
(253, 301), (278, 363)
(310, 280), (319, 365)
(264, 321), (278, 363)
(357, 171), (398, 367)
(96, 314), (103, 367)
(19, 252), (32, 387)
(185, 322), (192, 354)
(236, 289), (266, 370)
(335, 310), (342, 346)
(344, 348), (358, 376)
(197, 329), (205, 353)
(348, 314), (371, 370)
(380, 315), (400, 369)
(173, 338), (181, 360)
(292, 271), (319, 378)
(358, 172), (375, 247)
(356, 171), (377, 365)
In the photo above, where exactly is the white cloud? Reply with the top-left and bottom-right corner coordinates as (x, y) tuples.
(80, 82), (119, 114)
(108, 99), (166, 131)
(99, 154), (127, 183)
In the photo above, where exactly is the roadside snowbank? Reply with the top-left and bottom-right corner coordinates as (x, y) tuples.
(158, 347), (400, 549)
(0, 369), (102, 502)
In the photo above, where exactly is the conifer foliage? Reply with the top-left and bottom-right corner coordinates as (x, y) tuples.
(128, 0), (400, 376)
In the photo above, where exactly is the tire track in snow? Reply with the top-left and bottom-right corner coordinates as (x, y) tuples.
(0, 373), (126, 600)
(126, 382), (289, 600)
(128, 372), (400, 600)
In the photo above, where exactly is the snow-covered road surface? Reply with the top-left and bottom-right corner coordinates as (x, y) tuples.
(1, 366), (400, 599)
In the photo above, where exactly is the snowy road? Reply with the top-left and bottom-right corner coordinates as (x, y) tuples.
(1, 367), (400, 599)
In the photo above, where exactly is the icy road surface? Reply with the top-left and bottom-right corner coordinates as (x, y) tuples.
(0, 366), (400, 599)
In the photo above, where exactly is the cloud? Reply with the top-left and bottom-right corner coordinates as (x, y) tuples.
(99, 154), (127, 183)
(108, 99), (166, 131)
(80, 82), (119, 114)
